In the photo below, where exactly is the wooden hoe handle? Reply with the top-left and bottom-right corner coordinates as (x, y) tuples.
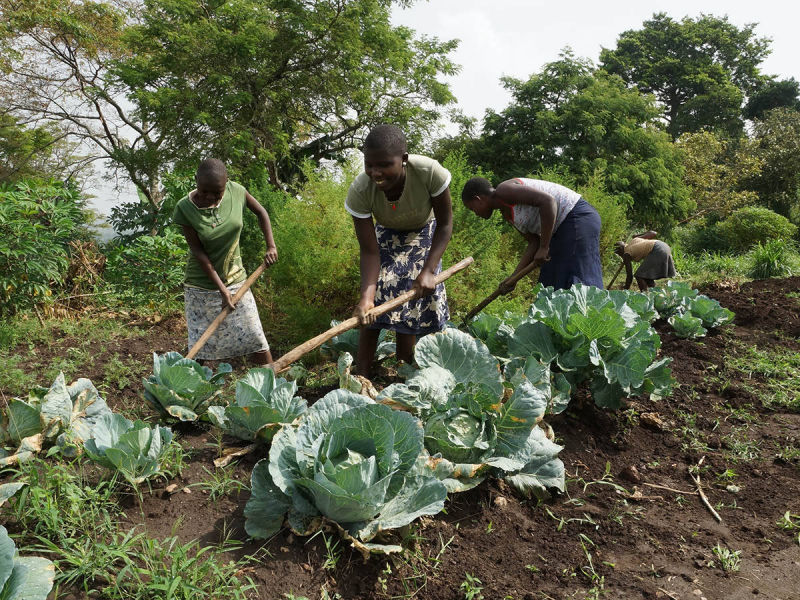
(270, 256), (475, 373)
(460, 258), (542, 327)
(186, 261), (271, 360)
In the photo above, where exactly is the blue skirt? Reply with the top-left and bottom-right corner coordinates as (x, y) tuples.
(539, 199), (604, 290)
(370, 220), (449, 336)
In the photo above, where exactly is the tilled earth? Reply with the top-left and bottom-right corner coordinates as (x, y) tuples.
(4, 277), (800, 600)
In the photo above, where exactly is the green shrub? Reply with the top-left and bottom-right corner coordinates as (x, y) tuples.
(256, 162), (361, 344)
(104, 228), (188, 305)
(0, 179), (89, 316)
(718, 206), (798, 252)
(749, 239), (796, 279)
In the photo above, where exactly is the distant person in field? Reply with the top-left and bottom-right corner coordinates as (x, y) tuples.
(461, 177), (603, 292)
(615, 231), (676, 292)
(346, 124), (453, 376)
(173, 158), (277, 365)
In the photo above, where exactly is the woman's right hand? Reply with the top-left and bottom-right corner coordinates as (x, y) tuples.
(220, 289), (236, 312)
(353, 297), (375, 325)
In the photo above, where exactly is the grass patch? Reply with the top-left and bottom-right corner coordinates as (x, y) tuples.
(726, 344), (800, 412)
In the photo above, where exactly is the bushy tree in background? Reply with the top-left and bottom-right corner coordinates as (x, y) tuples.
(744, 78), (800, 121)
(677, 131), (762, 221)
(600, 12), (771, 139)
(0, 180), (90, 315)
(1, 0), (459, 226)
(746, 107), (800, 222)
(462, 52), (689, 232)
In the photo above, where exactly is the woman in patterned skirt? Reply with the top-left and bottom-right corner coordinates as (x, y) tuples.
(345, 125), (453, 376)
(173, 158), (277, 364)
(461, 176), (603, 292)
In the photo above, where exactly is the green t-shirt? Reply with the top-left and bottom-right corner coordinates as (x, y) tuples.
(172, 181), (248, 289)
(344, 154), (451, 230)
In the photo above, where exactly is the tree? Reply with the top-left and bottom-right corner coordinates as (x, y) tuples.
(744, 78), (800, 121)
(1, 0), (458, 219)
(0, 114), (86, 181)
(600, 13), (771, 139)
(677, 131), (762, 221)
(746, 107), (800, 222)
(0, 0), (169, 212)
(113, 0), (458, 186)
(462, 52), (690, 231)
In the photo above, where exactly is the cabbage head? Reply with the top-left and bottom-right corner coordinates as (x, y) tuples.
(208, 368), (307, 442)
(0, 525), (55, 600)
(244, 390), (447, 556)
(142, 352), (231, 421)
(0, 373), (111, 464)
(378, 329), (565, 496)
(84, 413), (174, 485)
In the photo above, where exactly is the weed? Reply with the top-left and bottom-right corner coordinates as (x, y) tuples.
(192, 465), (247, 503)
(712, 544), (742, 572)
(578, 534), (606, 598)
(486, 521), (494, 534)
(460, 573), (484, 600)
(777, 510), (800, 531)
(525, 564), (540, 573)
(726, 344), (800, 412)
(320, 532), (341, 571)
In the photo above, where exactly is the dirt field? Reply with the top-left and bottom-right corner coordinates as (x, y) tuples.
(4, 277), (800, 599)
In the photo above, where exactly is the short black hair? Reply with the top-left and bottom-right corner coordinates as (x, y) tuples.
(461, 177), (493, 203)
(363, 124), (407, 155)
(196, 158), (227, 187)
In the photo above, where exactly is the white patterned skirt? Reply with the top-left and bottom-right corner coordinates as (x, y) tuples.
(184, 283), (269, 360)
(370, 220), (449, 336)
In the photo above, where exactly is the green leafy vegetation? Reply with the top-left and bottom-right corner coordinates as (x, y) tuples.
(244, 389), (448, 555)
(0, 525), (55, 600)
(83, 414), (175, 485)
(208, 368), (307, 443)
(142, 352), (232, 422)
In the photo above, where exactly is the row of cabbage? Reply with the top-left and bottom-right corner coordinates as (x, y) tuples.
(1, 283), (734, 558)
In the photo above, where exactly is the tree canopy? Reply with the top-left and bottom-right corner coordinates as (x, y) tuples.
(600, 13), (771, 139)
(458, 52), (690, 231)
(1, 0), (458, 211)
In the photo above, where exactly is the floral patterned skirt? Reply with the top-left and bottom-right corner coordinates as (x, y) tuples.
(184, 283), (269, 360)
(370, 220), (449, 336)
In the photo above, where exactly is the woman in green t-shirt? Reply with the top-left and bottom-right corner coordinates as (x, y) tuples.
(345, 125), (453, 376)
(173, 159), (278, 364)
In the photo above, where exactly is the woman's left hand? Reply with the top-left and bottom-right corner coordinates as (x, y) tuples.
(264, 246), (278, 265)
(533, 246), (551, 265)
(412, 270), (437, 297)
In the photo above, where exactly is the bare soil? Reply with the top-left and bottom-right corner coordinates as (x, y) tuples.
(4, 277), (800, 599)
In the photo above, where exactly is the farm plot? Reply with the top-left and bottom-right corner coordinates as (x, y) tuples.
(1, 278), (799, 600)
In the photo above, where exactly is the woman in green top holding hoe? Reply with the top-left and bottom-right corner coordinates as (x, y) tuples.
(173, 159), (278, 364)
(346, 125), (453, 376)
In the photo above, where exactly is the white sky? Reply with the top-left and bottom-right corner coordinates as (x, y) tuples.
(90, 0), (799, 221)
(391, 0), (800, 127)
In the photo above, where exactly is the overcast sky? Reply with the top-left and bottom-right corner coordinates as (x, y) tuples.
(392, 0), (799, 128)
(90, 0), (798, 222)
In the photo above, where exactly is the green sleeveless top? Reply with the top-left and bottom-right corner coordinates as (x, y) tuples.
(172, 181), (248, 289)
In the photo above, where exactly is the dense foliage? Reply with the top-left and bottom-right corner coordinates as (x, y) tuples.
(0, 180), (89, 316)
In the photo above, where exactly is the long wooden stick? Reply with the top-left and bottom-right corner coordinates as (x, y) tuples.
(270, 256), (474, 373)
(186, 261), (271, 360)
(608, 261), (625, 289)
(690, 457), (722, 523)
(460, 258), (542, 327)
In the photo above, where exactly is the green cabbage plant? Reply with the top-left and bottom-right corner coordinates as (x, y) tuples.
(505, 285), (674, 409)
(84, 413), (174, 485)
(378, 329), (565, 496)
(142, 352), (232, 421)
(648, 281), (734, 337)
(0, 525), (55, 600)
(244, 390), (447, 557)
(0, 373), (111, 465)
(208, 368), (307, 442)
